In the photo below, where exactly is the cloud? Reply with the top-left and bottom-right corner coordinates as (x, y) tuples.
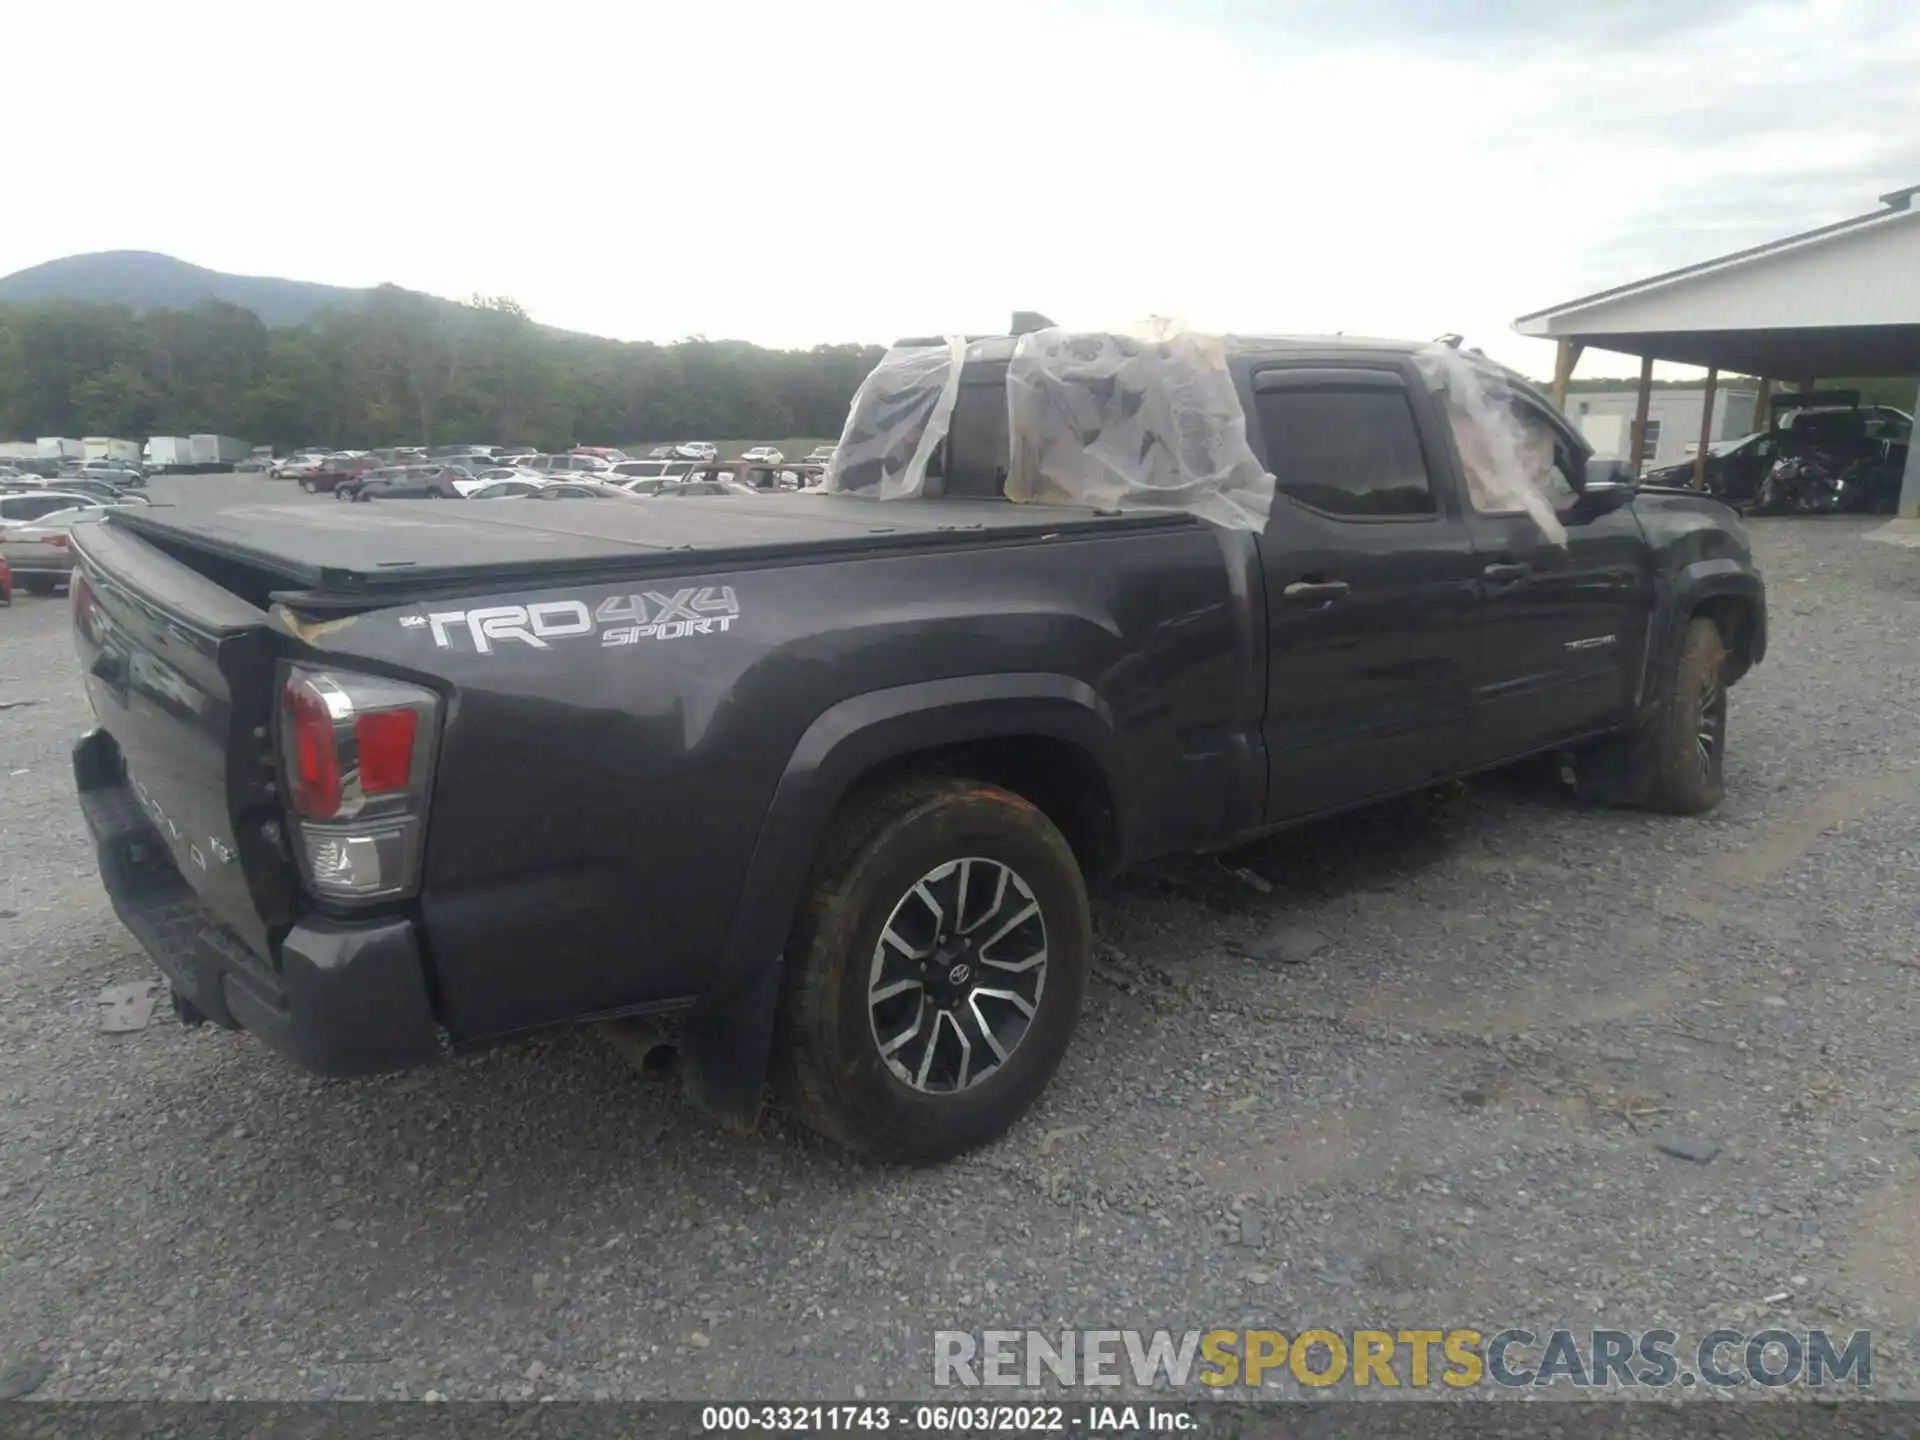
(0, 0), (1914, 382)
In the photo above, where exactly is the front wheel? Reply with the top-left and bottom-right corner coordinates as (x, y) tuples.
(1641, 617), (1729, 815)
(775, 778), (1090, 1164)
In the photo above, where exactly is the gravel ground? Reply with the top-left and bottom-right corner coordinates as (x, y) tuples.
(3, 483), (1919, 1403)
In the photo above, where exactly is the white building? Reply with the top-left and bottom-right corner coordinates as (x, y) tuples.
(1562, 386), (1757, 464)
(1513, 183), (1920, 514)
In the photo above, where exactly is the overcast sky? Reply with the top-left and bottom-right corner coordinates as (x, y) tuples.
(8, 0), (1918, 377)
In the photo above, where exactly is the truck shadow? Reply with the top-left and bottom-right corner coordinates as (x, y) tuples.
(1107, 761), (1574, 915)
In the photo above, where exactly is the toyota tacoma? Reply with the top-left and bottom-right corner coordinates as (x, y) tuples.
(66, 329), (1765, 1164)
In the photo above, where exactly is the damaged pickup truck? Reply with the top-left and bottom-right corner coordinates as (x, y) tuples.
(67, 325), (1766, 1164)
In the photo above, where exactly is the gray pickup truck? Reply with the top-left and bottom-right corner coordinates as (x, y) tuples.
(67, 329), (1765, 1164)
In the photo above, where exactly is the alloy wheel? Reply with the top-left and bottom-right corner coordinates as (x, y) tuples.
(866, 858), (1048, 1094)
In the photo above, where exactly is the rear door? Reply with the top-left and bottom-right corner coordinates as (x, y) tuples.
(1444, 396), (1656, 766)
(1248, 364), (1482, 823)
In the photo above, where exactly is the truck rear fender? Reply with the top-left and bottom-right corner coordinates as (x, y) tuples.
(679, 674), (1128, 1131)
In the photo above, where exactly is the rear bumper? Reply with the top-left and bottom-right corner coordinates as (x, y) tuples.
(75, 730), (444, 1077)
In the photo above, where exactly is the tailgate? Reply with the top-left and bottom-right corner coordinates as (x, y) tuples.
(69, 516), (290, 958)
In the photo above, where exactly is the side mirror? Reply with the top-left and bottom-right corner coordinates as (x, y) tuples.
(1584, 456), (1637, 488)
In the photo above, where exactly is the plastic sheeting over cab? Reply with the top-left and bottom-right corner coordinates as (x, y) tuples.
(826, 321), (1276, 532)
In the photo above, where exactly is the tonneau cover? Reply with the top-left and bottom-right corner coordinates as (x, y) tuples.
(106, 494), (1182, 602)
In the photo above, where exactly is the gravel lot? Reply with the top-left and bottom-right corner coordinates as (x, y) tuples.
(3, 482), (1920, 1402)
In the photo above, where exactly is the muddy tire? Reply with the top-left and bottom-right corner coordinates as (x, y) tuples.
(1638, 616), (1730, 815)
(775, 778), (1090, 1165)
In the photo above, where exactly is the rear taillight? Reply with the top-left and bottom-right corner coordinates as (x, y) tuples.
(277, 666), (439, 904)
(46, 534), (70, 549)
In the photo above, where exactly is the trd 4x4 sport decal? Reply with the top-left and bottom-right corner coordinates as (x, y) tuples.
(399, 586), (741, 654)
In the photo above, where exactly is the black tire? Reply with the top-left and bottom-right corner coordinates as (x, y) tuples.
(22, 575), (59, 596)
(775, 777), (1090, 1165)
(1639, 616), (1729, 815)
(300, 479), (316, 493)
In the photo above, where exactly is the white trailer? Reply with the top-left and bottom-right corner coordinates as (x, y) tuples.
(189, 434), (251, 471)
(37, 437), (85, 461)
(146, 437), (195, 473)
(82, 437), (143, 466)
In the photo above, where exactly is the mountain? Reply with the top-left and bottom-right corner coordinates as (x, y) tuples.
(0, 251), (374, 327)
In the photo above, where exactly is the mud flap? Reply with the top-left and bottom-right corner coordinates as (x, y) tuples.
(679, 956), (784, 1136)
(1566, 734), (1653, 807)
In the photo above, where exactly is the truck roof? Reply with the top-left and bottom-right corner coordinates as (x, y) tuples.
(106, 492), (1184, 607)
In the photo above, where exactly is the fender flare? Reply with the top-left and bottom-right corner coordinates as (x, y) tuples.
(1675, 560), (1767, 665)
(677, 673), (1126, 1130)
(1640, 559), (1766, 709)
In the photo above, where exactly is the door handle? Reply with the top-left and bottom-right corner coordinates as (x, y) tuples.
(1282, 579), (1351, 606)
(1482, 562), (1530, 584)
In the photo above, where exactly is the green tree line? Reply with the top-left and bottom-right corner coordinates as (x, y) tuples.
(0, 288), (885, 451)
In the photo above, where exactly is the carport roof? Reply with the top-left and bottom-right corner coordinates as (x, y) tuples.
(1514, 187), (1920, 376)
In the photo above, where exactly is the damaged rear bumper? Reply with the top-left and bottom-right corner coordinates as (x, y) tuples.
(74, 730), (443, 1077)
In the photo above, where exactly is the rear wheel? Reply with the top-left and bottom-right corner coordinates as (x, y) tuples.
(300, 479), (316, 493)
(775, 778), (1090, 1164)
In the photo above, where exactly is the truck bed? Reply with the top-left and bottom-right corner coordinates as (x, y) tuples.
(110, 494), (1184, 608)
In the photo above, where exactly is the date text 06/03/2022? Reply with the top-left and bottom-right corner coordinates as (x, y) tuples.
(698, 1403), (1195, 1432)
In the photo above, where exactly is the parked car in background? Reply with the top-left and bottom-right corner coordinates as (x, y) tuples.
(300, 454), (382, 494)
(674, 441), (719, 461)
(645, 445), (677, 460)
(352, 467), (468, 502)
(646, 478), (757, 498)
(610, 459), (698, 485)
(73, 457), (148, 482)
(1, 504), (108, 594)
(518, 478), (643, 500)
(1, 491), (122, 528)
(493, 445), (537, 462)
(331, 466), (404, 501)
(338, 465), (468, 502)
(451, 467), (541, 496)
(804, 446), (836, 463)
(2, 477), (149, 507)
(64, 466), (146, 491)
(740, 446), (784, 464)
(272, 451), (332, 479)
(466, 478), (549, 500)
(525, 453), (613, 475)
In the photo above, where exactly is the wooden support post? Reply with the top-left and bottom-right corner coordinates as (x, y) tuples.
(1550, 338), (1584, 411)
(1629, 355), (1655, 475)
(1692, 366), (1719, 490)
(1751, 377), (1772, 434)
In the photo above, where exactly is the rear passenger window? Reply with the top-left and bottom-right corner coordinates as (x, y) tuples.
(1255, 388), (1437, 519)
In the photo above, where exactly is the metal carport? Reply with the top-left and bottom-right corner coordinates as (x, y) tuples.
(1513, 185), (1920, 519)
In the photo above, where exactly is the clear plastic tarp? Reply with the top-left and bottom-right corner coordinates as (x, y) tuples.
(1412, 342), (1568, 546)
(823, 338), (966, 501)
(1004, 322), (1275, 531)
